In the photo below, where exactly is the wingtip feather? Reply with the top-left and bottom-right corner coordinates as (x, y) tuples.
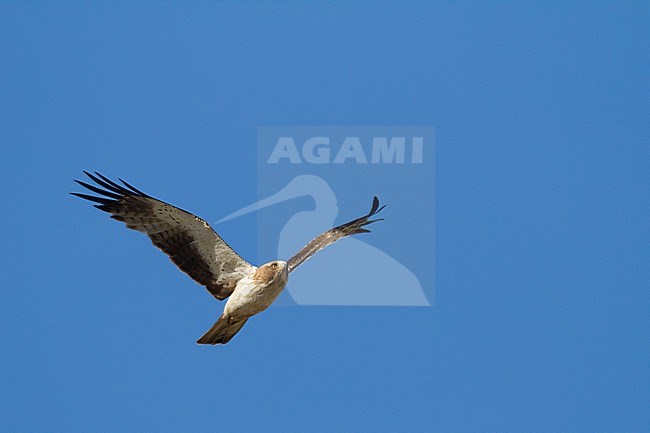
(70, 192), (113, 205)
(367, 196), (386, 217)
(74, 179), (122, 199)
(369, 196), (380, 214)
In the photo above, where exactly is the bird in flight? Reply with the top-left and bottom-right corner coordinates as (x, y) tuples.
(72, 171), (385, 345)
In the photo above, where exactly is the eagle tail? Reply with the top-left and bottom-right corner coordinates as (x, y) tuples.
(196, 314), (249, 345)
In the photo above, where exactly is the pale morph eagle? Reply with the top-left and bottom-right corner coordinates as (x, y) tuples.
(72, 171), (385, 345)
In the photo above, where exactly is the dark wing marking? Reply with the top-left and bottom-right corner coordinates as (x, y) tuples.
(286, 196), (385, 273)
(71, 171), (255, 300)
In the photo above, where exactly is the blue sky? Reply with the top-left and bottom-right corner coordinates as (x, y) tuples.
(1, 2), (649, 432)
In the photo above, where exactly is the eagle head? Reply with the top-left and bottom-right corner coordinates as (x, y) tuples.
(253, 260), (288, 285)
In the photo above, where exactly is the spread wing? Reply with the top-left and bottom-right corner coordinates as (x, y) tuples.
(286, 196), (385, 273)
(71, 171), (255, 300)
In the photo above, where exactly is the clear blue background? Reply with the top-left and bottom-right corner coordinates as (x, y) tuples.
(1, 2), (648, 432)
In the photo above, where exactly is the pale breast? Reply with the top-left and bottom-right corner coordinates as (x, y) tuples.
(225, 271), (289, 318)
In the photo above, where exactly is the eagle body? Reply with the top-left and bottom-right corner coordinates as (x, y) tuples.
(196, 260), (289, 344)
(225, 261), (289, 318)
(72, 172), (384, 345)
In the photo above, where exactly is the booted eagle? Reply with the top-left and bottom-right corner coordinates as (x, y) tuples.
(72, 172), (385, 345)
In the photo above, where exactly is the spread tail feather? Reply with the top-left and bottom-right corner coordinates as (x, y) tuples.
(196, 314), (249, 345)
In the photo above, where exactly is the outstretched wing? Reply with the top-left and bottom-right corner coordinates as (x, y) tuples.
(286, 196), (385, 273)
(71, 171), (255, 300)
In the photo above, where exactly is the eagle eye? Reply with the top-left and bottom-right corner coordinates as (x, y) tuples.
(270, 263), (278, 269)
